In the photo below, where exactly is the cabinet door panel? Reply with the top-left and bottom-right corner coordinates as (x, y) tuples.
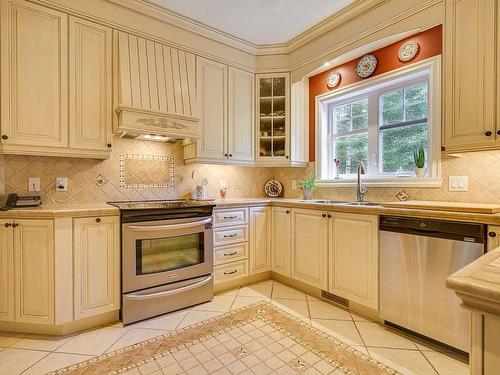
(250, 207), (271, 274)
(291, 209), (328, 289)
(330, 213), (378, 310)
(0, 221), (14, 321)
(196, 57), (227, 159)
(14, 220), (54, 324)
(0, 0), (68, 147)
(74, 217), (120, 319)
(444, 0), (497, 150)
(69, 17), (112, 151)
(271, 207), (291, 277)
(228, 67), (254, 162)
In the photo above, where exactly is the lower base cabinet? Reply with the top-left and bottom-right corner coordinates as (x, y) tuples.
(329, 213), (379, 310)
(249, 206), (271, 274)
(73, 216), (120, 319)
(271, 207), (291, 277)
(291, 209), (328, 290)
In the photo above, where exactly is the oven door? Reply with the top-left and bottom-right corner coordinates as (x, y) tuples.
(122, 216), (213, 293)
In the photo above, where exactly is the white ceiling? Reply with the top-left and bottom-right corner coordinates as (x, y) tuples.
(148, 0), (355, 45)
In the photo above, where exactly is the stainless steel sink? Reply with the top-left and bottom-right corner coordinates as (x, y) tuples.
(300, 200), (381, 207)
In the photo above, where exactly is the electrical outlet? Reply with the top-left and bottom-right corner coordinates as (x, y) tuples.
(292, 180), (297, 190)
(28, 177), (40, 192)
(56, 177), (68, 192)
(448, 176), (468, 192)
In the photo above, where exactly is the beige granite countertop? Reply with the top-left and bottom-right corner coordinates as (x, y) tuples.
(447, 248), (500, 317)
(3, 198), (500, 225)
(0, 203), (119, 219)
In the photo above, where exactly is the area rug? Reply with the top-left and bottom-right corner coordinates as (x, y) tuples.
(50, 302), (399, 375)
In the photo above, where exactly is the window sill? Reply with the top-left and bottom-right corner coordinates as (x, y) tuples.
(316, 177), (442, 188)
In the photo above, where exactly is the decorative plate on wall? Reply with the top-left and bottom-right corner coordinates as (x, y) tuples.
(356, 54), (377, 78)
(398, 40), (420, 62)
(326, 72), (341, 88)
(264, 179), (283, 197)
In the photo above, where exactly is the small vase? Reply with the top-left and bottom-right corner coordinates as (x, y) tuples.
(415, 167), (426, 177)
(303, 188), (313, 200)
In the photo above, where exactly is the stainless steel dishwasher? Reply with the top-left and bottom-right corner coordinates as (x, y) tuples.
(379, 216), (485, 353)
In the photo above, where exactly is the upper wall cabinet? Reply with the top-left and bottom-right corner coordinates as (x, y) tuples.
(256, 73), (308, 167)
(444, 0), (498, 152)
(115, 32), (200, 139)
(0, 0), (112, 158)
(183, 60), (255, 165)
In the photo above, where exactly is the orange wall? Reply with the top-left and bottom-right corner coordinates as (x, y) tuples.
(308, 25), (442, 161)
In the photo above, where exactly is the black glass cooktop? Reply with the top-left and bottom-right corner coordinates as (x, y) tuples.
(108, 200), (216, 223)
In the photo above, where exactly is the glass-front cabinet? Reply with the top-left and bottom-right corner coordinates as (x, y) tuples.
(256, 73), (290, 165)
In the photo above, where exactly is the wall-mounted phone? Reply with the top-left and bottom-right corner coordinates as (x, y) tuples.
(1, 193), (41, 211)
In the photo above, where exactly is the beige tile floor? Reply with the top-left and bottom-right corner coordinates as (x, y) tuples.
(0, 280), (468, 375)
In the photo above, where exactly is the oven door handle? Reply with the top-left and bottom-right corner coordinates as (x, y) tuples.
(127, 218), (211, 231)
(125, 275), (213, 301)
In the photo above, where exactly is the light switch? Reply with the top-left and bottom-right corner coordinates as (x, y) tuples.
(28, 177), (40, 192)
(448, 176), (468, 192)
(56, 177), (68, 192)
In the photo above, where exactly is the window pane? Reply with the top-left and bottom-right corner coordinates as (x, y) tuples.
(381, 89), (403, 110)
(405, 83), (428, 105)
(334, 104), (350, 121)
(382, 107), (404, 125)
(334, 133), (368, 175)
(352, 101), (368, 116)
(335, 119), (351, 133)
(381, 123), (428, 173)
(352, 115), (368, 131)
(405, 102), (428, 121)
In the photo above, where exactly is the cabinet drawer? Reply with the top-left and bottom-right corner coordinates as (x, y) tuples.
(214, 243), (248, 265)
(214, 260), (248, 284)
(213, 225), (248, 246)
(213, 208), (248, 227)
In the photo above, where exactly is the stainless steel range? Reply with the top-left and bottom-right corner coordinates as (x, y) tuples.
(109, 200), (215, 324)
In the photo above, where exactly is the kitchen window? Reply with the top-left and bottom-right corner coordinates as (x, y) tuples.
(316, 57), (441, 187)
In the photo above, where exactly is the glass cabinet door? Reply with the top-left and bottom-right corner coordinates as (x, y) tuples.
(257, 74), (290, 163)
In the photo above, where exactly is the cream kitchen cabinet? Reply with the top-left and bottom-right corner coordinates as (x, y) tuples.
(249, 207), (271, 275)
(271, 207), (291, 277)
(69, 17), (112, 152)
(329, 213), (378, 310)
(73, 216), (120, 319)
(444, 0), (499, 152)
(291, 209), (328, 290)
(487, 225), (500, 251)
(0, 0), (112, 158)
(184, 61), (254, 165)
(0, 220), (14, 322)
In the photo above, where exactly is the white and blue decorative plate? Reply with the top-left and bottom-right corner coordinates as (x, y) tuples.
(356, 54), (377, 78)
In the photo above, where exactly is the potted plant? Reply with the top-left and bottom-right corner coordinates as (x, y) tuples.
(299, 178), (316, 200)
(413, 146), (426, 177)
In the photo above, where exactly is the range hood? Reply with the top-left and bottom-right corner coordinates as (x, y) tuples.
(114, 31), (200, 140)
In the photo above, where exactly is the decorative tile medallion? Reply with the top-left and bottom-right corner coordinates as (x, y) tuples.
(49, 302), (399, 375)
(119, 153), (175, 189)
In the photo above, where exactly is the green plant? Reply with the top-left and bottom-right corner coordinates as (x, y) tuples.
(413, 146), (425, 168)
(299, 177), (317, 190)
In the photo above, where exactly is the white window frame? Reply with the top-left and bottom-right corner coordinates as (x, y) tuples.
(315, 56), (441, 188)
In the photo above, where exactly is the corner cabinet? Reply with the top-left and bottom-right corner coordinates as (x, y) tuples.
(271, 207), (291, 277)
(444, 0), (499, 152)
(329, 213), (379, 310)
(183, 60), (254, 165)
(291, 209), (328, 290)
(0, 0), (112, 158)
(73, 216), (120, 319)
(249, 207), (271, 274)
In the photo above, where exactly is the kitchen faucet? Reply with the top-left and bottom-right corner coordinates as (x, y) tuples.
(356, 162), (367, 202)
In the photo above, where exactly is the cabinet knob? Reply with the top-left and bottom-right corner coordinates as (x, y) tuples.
(327, 214), (332, 218)
(224, 153), (228, 157)
(497, 130), (500, 136)
(107, 143), (112, 148)
(11, 223), (18, 228)
(489, 231), (497, 238)
(322, 213), (327, 218)
(4, 223), (11, 227)
(1, 135), (8, 140)
(229, 154), (232, 157)
(286, 210), (290, 214)
(485, 131), (492, 136)
(285, 155), (289, 159)
(96, 218), (101, 223)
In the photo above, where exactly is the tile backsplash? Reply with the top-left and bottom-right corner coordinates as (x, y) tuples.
(0, 136), (275, 207)
(1, 136), (499, 206)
